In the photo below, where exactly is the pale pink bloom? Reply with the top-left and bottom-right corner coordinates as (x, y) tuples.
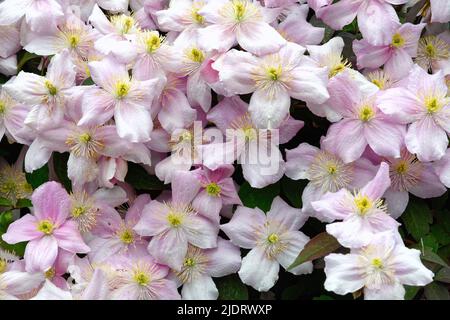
(434, 148), (450, 188)
(88, 4), (139, 63)
(377, 65), (450, 162)
(275, 4), (324, 47)
(0, 0), (64, 33)
(306, 37), (366, 122)
(0, 55), (17, 76)
(322, 71), (405, 163)
(221, 197), (312, 292)
(0, 270), (44, 300)
(214, 43), (329, 128)
(354, 23), (425, 78)
(2, 182), (90, 272)
(78, 55), (163, 143)
(3, 50), (76, 131)
(312, 163), (400, 248)
(0, 85), (33, 145)
(378, 148), (446, 218)
(415, 32), (450, 74)
(23, 10), (99, 58)
(88, 195), (150, 263)
(0, 24), (20, 59)
(134, 171), (219, 270)
(200, 96), (300, 188)
(317, 0), (409, 46)
(173, 238), (241, 300)
(285, 139), (378, 221)
(196, 0), (286, 56)
(108, 254), (181, 300)
(190, 165), (242, 224)
(429, 0), (450, 23)
(324, 231), (434, 300)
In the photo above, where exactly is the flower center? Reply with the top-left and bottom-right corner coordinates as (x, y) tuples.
(327, 164), (337, 175)
(395, 161), (409, 174)
(425, 97), (441, 114)
(354, 195), (372, 215)
(44, 80), (58, 96)
(0, 101), (5, 115)
(191, 8), (204, 24)
(233, 0), (246, 21)
(119, 229), (135, 244)
(145, 33), (161, 53)
(183, 257), (196, 268)
(0, 260), (7, 273)
(167, 212), (184, 227)
(187, 48), (205, 63)
(329, 63), (345, 78)
(79, 133), (91, 144)
(115, 81), (130, 99)
(133, 271), (150, 286)
(206, 182), (221, 197)
(391, 33), (405, 48)
(371, 258), (383, 269)
(37, 220), (55, 235)
(266, 66), (281, 81)
(45, 267), (55, 279)
(71, 206), (86, 218)
(267, 233), (279, 244)
(69, 35), (80, 48)
(359, 105), (375, 122)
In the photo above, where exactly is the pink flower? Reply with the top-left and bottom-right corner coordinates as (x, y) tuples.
(78, 55), (163, 143)
(285, 139), (378, 220)
(317, 0), (409, 45)
(3, 50), (76, 130)
(322, 70), (405, 163)
(190, 165), (242, 223)
(173, 238), (241, 300)
(324, 231), (434, 300)
(214, 43), (329, 128)
(2, 182), (90, 272)
(221, 197), (312, 292)
(88, 194), (151, 263)
(134, 171), (219, 270)
(377, 65), (450, 162)
(197, 0), (286, 56)
(0, 24), (20, 60)
(312, 163), (400, 248)
(429, 0), (450, 23)
(354, 23), (425, 78)
(0, 270), (44, 300)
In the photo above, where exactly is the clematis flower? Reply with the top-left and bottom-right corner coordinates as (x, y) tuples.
(415, 33), (450, 73)
(0, 0), (64, 33)
(78, 55), (163, 143)
(3, 50), (76, 130)
(107, 254), (181, 300)
(324, 231), (434, 300)
(0, 55), (17, 76)
(376, 65), (450, 162)
(214, 43), (329, 128)
(134, 170), (219, 270)
(322, 71), (405, 163)
(190, 165), (242, 224)
(316, 0), (409, 46)
(425, 0), (450, 23)
(196, 0), (286, 56)
(200, 96), (297, 188)
(2, 182), (90, 272)
(23, 10), (99, 58)
(0, 270), (44, 300)
(353, 23), (425, 78)
(88, 194), (150, 263)
(378, 148), (446, 218)
(285, 139), (377, 220)
(221, 197), (312, 292)
(173, 238), (241, 300)
(312, 162), (400, 248)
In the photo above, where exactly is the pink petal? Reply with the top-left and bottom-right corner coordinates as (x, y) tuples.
(53, 221), (90, 254)
(32, 181), (71, 225)
(2, 214), (41, 244)
(236, 21), (286, 56)
(24, 236), (58, 272)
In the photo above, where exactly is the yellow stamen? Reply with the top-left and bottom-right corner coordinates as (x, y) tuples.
(359, 105), (375, 122)
(119, 229), (134, 244)
(425, 97), (441, 114)
(45, 267), (55, 279)
(45, 80), (58, 96)
(187, 48), (205, 63)
(115, 81), (130, 99)
(206, 182), (221, 197)
(372, 258), (383, 269)
(354, 195), (373, 215)
(133, 271), (150, 286)
(267, 233), (279, 244)
(0, 101), (5, 114)
(167, 212), (183, 227)
(183, 257), (196, 267)
(37, 220), (55, 235)
(391, 33), (405, 48)
(69, 35), (80, 48)
(395, 161), (408, 174)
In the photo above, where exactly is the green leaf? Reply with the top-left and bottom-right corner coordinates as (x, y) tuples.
(82, 77), (95, 85)
(125, 163), (164, 191)
(216, 275), (248, 300)
(0, 197), (13, 207)
(435, 210), (450, 233)
(313, 295), (334, 300)
(53, 152), (72, 192)
(238, 181), (280, 212)
(424, 282), (450, 300)
(431, 192), (448, 210)
(288, 232), (341, 270)
(421, 247), (449, 268)
(431, 224), (450, 246)
(17, 52), (40, 71)
(422, 234), (439, 253)
(26, 164), (49, 189)
(15, 198), (32, 209)
(402, 201), (432, 241)
(435, 268), (450, 284)
(404, 286), (421, 300)
(0, 211), (13, 228)
(281, 177), (305, 208)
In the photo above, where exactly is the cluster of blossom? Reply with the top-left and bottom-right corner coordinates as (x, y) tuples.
(0, 0), (449, 300)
